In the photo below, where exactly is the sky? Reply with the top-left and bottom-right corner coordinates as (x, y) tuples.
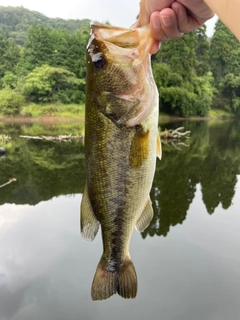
(1, 0), (218, 36)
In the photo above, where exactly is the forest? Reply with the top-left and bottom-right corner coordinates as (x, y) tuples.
(1, 5), (240, 117)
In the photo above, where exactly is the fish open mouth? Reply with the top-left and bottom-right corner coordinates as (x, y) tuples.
(88, 22), (157, 127)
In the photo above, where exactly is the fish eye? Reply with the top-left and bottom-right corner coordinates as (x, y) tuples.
(92, 53), (106, 70)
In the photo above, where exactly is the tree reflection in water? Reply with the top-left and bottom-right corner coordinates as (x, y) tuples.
(0, 120), (239, 239)
(142, 120), (240, 238)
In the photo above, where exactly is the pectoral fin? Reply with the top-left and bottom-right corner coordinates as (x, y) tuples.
(157, 133), (162, 160)
(135, 197), (153, 232)
(129, 126), (149, 168)
(80, 185), (99, 241)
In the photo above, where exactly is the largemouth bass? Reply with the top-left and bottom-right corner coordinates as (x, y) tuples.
(80, 22), (161, 301)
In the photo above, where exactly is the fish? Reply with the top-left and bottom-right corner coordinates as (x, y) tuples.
(80, 22), (161, 301)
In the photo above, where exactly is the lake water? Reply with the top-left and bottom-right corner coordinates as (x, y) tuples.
(0, 119), (240, 320)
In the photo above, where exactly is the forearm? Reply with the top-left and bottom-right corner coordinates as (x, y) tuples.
(204, 0), (240, 40)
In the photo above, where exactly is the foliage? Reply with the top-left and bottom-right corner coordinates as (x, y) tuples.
(0, 5), (90, 45)
(16, 24), (88, 98)
(210, 20), (240, 87)
(210, 20), (240, 114)
(208, 108), (233, 118)
(0, 87), (25, 115)
(18, 26), (56, 73)
(1, 71), (18, 89)
(154, 31), (198, 79)
(195, 25), (210, 76)
(22, 64), (85, 104)
(153, 63), (214, 116)
(152, 27), (214, 116)
(1, 5), (240, 118)
(17, 25), (89, 76)
(20, 103), (85, 118)
(0, 33), (21, 78)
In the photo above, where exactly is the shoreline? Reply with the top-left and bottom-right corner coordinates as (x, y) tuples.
(0, 116), (84, 124)
(0, 114), (235, 124)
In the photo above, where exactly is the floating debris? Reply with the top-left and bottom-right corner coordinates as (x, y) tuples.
(19, 134), (84, 142)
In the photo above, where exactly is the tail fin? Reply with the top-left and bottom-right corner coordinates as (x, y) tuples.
(91, 255), (137, 301)
(117, 257), (138, 299)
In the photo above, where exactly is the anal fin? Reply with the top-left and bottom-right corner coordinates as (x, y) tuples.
(135, 197), (154, 232)
(80, 185), (99, 241)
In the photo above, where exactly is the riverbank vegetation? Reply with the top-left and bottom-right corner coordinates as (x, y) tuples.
(0, 6), (239, 118)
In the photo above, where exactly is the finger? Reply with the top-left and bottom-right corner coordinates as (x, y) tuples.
(150, 9), (183, 42)
(171, 2), (206, 33)
(136, 0), (176, 27)
(130, 22), (138, 29)
(149, 40), (161, 55)
(159, 8), (184, 39)
(176, 0), (214, 22)
(138, 0), (150, 26)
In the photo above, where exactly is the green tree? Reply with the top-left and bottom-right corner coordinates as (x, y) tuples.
(3, 39), (21, 73)
(0, 87), (25, 115)
(152, 28), (213, 116)
(18, 25), (88, 79)
(0, 32), (21, 88)
(1, 71), (18, 89)
(210, 20), (240, 87)
(154, 30), (198, 79)
(18, 25), (55, 73)
(210, 20), (240, 114)
(195, 25), (210, 76)
(0, 33), (8, 77)
(0, 5), (90, 45)
(22, 64), (85, 103)
(152, 63), (213, 117)
(64, 28), (89, 78)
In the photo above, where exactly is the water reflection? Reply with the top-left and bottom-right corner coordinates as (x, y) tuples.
(143, 120), (240, 238)
(0, 120), (240, 236)
(0, 122), (85, 205)
(0, 120), (240, 319)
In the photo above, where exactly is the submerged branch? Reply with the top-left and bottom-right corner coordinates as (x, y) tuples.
(0, 135), (11, 143)
(160, 127), (191, 140)
(0, 178), (17, 189)
(160, 127), (191, 150)
(19, 134), (84, 142)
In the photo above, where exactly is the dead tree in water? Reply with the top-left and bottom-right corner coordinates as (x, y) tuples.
(160, 127), (190, 140)
(0, 135), (11, 143)
(0, 178), (17, 189)
(19, 134), (84, 142)
(160, 127), (191, 150)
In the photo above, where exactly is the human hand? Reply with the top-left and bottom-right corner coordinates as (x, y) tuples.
(135, 0), (214, 54)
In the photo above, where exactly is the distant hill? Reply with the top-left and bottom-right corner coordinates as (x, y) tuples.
(0, 6), (90, 45)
